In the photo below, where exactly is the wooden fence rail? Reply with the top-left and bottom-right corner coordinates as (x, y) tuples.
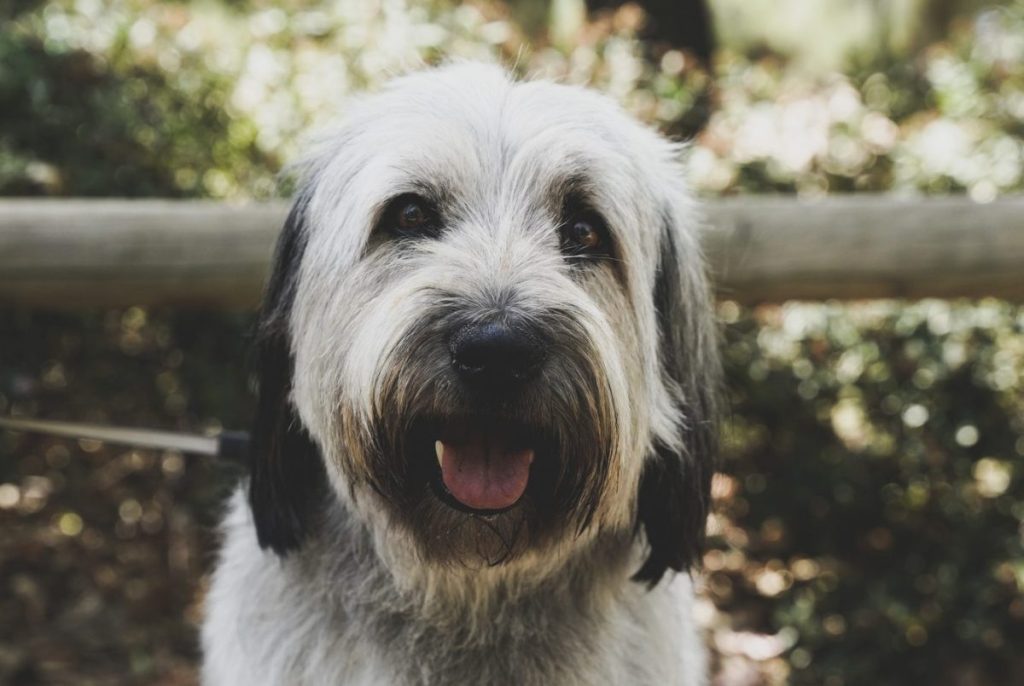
(1, 196), (1022, 307)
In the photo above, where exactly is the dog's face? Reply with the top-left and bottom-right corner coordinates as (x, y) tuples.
(248, 64), (718, 586)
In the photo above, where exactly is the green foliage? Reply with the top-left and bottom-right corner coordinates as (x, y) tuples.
(0, 309), (252, 683)
(0, 11), (275, 197)
(712, 301), (1024, 684)
(2, 1), (1022, 199)
(1, 1), (1022, 684)
(697, 2), (1024, 198)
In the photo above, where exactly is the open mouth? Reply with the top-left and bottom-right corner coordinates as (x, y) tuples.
(411, 416), (551, 515)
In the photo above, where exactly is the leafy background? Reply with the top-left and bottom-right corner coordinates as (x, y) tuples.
(0, 1), (1022, 684)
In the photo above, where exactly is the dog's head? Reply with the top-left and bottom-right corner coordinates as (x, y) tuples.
(248, 63), (718, 586)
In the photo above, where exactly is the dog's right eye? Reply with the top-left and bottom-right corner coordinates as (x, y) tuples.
(382, 194), (441, 238)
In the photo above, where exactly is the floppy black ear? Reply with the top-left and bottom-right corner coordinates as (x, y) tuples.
(634, 211), (720, 585)
(248, 199), (327, 556)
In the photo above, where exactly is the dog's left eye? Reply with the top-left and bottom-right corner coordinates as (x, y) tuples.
(560, 210), (610, 257)
(399, 203), (426, 229)
(383, 194), (441, 238)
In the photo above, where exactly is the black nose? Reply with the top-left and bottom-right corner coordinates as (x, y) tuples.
(450, 322), (546, 390)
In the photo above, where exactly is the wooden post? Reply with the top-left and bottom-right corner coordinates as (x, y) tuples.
(1, 196), (1021, 307)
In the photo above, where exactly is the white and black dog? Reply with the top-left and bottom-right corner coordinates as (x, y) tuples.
(202, 62), (719, 686)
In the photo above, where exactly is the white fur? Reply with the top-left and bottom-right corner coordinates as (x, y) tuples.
(202, 63), (716, 685)
(203, 491), (706, 686)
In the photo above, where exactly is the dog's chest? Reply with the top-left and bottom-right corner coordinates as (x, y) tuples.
(202, 493), (701, 685)
(288, 581), (686, 686)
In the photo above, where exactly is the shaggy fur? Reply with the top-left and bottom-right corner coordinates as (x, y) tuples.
(202, 63), (719, 686)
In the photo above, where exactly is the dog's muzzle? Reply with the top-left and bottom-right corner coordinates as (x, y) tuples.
(418, 320), (548, 512)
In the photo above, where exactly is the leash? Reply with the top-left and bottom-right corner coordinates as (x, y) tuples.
(0, 416), (250, 465)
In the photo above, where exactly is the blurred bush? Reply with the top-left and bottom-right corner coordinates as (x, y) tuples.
(2, 0), (1022, 198)
(0, 1), (1022, 685)
(0, 310), (249, 684)
(710, 300), (1024, 685)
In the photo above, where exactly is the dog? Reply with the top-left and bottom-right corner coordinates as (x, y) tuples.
(201, 62), (719, 686)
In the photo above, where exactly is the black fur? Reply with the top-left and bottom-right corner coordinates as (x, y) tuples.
(633, 214), (719, 586)
(248, 199), (328, 556)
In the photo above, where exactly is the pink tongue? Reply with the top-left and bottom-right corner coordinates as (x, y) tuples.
(439, 438), (533, 511)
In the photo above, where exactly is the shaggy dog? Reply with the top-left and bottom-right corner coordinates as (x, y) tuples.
(201, 63), (719, 686)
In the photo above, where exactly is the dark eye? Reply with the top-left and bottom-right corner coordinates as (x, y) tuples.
(383, 193), (441, 238)
(560, 209), (610, 257)
(398, 202), (426, 229)
(566, 218), (602, 250)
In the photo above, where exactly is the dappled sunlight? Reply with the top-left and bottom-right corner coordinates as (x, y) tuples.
(1, 1), (1023, 684)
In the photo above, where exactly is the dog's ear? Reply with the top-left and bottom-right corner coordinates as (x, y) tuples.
(248, 198), (327, 556)
(634, 204), (720, 585)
